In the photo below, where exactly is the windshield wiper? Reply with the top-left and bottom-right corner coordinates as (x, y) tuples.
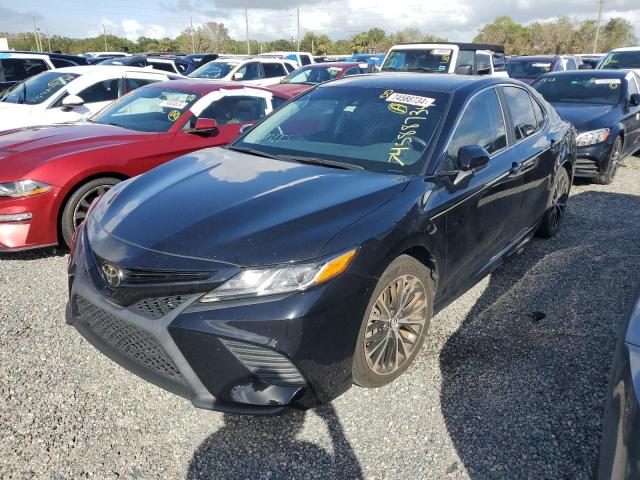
(279, 155), (363, 171)
(226, 145), (283, 160)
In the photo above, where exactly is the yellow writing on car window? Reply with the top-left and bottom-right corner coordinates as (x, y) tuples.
(387, 105), (430, 165)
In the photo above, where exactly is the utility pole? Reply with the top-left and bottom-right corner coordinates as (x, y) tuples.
(311, 37), (314, 55)
(593, 0), (605, 54)
(46, 29), (52, 52)
(190, 17), (195, 54)
(296, 8), (300, 51)
(245, 8), (250, 55)
(32, 17), (41, 51)
(103, 23), (108, 51)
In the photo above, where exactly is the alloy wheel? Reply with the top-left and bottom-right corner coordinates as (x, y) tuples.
(364, 274), (428, 375)
(72, 184), (113, 229)
(548, 170), (570, 231)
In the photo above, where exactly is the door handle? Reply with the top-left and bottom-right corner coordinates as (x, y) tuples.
(509, 162), (523, 175)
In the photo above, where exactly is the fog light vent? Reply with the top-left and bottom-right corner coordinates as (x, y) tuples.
(221, 339), (306, 386)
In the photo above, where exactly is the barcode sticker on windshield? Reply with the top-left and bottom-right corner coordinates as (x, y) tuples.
(432, 49), (452, 55)
(594, 78), (621, 84)
(385, 93), (435, 108)
(159, 100), (188, 109)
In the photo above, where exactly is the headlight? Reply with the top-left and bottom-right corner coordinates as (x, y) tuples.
(576, 128), (610, 147)
(0, 180), (52, 198)
(200, 248), (358, 303)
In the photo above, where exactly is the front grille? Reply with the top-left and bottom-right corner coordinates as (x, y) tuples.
(75, 297), (187, 385)
(222, 339), (306, 386)
(131, 295), (189, 318)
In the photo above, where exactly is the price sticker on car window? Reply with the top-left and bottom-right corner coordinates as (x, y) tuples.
(159, 100), (188, 109)
(385, 93), (435, 109)
(432, 49), (452, 56)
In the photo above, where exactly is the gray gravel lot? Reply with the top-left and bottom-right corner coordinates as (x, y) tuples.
(2, 157), (640, 479)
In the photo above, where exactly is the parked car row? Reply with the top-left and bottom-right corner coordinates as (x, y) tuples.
(1, 41), (639, 425)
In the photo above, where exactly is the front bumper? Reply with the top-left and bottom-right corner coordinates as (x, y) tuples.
(0, 188), (61, 251)
(66, 226), (375, 414)
(574, 141), (613, 178)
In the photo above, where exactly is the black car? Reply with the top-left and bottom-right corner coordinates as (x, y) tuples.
(181, 53), (219, 67)
(66, 74), (576, 414)
(598, 288), (640, 479)
(100, 55), (196, 75)
(533, 70), (640, 184)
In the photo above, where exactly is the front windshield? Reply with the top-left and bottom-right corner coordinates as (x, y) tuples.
(0, 71), (79, 105)
(234, 85), (448, 173)
(92, 87), (201, 132)
(382, 48), (453, 73)
(599, 51), (640, 70)
(533, 75), (623, 106)
(507, 61), (552, 78)
(283, 66), (343, 84)
(189, 62), (237, 79)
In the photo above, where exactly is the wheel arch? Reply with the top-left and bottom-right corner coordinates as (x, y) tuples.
(55, 171), (129, 244)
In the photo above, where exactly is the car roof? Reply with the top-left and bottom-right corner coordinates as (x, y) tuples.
(611, 47), (640, 52)
(509, 55), (559, 62)
(304, 62), (361, 68)
(140, 79), (295, 98)
(539, 69), (630, 79)
(392, 42), (505, 53)
(322, 72), (506, 93)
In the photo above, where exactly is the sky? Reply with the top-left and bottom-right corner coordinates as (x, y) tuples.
(1, 0), (639, 44)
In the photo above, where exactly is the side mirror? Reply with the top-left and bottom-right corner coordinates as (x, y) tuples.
(61, 94), (85, 109)
(239, 123), (254, 135)
(578, 64), (592, 70)
(232, 72), (244, 81)
(457, 145), (490, 171)
(454, 65), (472, 75)
(630, 93), (640, 107)
(187, 118), (218, 135)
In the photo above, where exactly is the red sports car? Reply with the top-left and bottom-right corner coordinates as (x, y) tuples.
(268, 62), (367, 97)
(0, 80), (292, 251)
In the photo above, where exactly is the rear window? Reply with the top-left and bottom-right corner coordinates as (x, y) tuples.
(382, 48), (453, 73)
(532, 75), (623, 106)
(507, 60), (553, 78)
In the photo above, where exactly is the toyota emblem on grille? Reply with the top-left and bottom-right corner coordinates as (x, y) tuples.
(101, 263), (122, 289)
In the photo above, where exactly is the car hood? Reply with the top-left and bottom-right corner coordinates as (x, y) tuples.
(267, 83), (314, 96)
(550, 103), (619, 132)
(89, 148), (409, 266)
(0, 123), (154, 182)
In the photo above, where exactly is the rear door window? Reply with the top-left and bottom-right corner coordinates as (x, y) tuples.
(300, 55), (312, 66)
(125, 77), (161, 92)
(476, 53), (492, 75)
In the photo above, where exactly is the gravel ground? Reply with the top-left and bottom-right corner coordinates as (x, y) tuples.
(1, 157), (640, 479)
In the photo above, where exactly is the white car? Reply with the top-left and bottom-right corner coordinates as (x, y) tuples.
(0, 66), (181, 132)
(258, 51), (315, 68)
(189, 57), (297, 86)
(598, 47), (640, 75)
(381, 42), (509, 77)
(0, 52), (55, 94)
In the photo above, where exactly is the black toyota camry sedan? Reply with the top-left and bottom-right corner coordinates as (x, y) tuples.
(532, 69), (640, 184)
(66, 74), (576, 414)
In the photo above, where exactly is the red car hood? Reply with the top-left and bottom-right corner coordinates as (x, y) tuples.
(266, 83), (313, 96)
(0, 123), (156, 183)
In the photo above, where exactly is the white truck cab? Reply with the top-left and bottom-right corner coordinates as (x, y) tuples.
(381, 42), (508, 77)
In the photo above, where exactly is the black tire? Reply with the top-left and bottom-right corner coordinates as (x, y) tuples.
(352, 255), (433, 388)
(536, 167), (570, 239)
(596, 136), (623, 185)
(60, 177), (120, 247)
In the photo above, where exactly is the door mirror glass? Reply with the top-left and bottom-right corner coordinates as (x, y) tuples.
(233, 72), (244, 81)
(61, 94), (84, 108)
(630, 93), (640, 107)
(457, 145), (490, 171)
